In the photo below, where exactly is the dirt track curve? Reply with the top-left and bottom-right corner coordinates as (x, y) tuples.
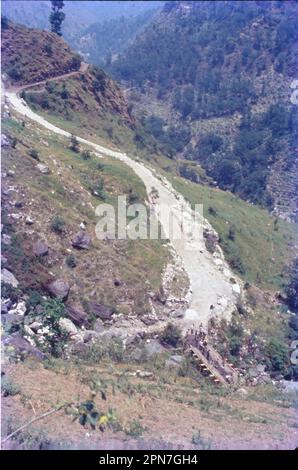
(5, 71), (241, 330)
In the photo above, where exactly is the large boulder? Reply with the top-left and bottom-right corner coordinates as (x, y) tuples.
(58, 317), (83, 342)
(66, 304), (89, 327)
(72, 231), (91, 250)
(46, 279), (70, 301)
(33, 240), (48, 257)
(1, 269), (19, 287)
(144, 339), (166, 359)
(88, 301), (114, 321)
(2, 234), (12, 246)
(3, 333), (47, 361)
(58, 317), (78, 335)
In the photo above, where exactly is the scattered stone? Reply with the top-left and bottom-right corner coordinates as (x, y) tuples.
(88, 302), (114, 321)
(79, 222), (86, 230)
(136, 370), (154, 379)
(46, 279), (70, 301)
(150, 288), (167, 305)
(165, 355), (184, 368)
(172, 309), (184, 318)
(9, 213), (22, 221)
(69, 342), (89, 355)
(7, 169), (15, 177)
(1, 303), (8, 315)
(82, 331), (94, 343)
(141, 315), (158, 326)
(214, 258), (223, 266)
(66, 304), (89, 328)
(93, 318), (104, 333)
(1, 255), (8, 266)
(33, 240), (48, 257)
(1, 134), (10, 148)
(25, 216), (35, 225)
(257, 375), (271, 385)
(72, 230), (91, 250)
(256, 364), (266, 373)
(232, 283), (241, 294)
(2, 234), (12, 246)
(237, 388), (248, 396)
(29, 321), (43, 332)
(24, 325), (35, 337)
(9, 300), (26, 316)
(1, 268), (19, 287)
(3, 299), (13, 310)
(36, 163), (50, 174)
(143, 339), (165, 359)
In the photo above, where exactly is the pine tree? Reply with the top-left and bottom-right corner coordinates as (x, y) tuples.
(50, 1), (65, 36)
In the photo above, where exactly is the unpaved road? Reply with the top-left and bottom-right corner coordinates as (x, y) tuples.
(5, 83), (240, 329)
(7, 62), (89, 93)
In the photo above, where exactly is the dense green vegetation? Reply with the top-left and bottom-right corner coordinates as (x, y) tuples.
(111, 1), (298, 212)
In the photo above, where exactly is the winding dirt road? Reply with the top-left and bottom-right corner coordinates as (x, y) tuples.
(5, 78), (241, 329)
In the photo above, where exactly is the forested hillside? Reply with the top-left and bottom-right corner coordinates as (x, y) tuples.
(111, 0), (298, 221)
(2, 0), (163, 60)
(72, 9), (159, 65)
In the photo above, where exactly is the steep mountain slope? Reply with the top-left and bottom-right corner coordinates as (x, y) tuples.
(72, 9), (159, 65)
(1, 20), (81, 85)
(1, 21), (133, 127)
(111, 0), (298, 221)
(2, 16), (298, 450)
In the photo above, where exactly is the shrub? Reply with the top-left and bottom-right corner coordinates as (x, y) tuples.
(1, 282), (21, 303)
(28, 148), (39, 160)
(51, 216), (65, 234)
(7, 65), (23, 81)
(265, 338), (289, 375)
(36, 298), (68, 357)
(191, 430), (212, 450)
(161, 322), (181, 347)
(208, 206), (217, 216)
(285, 258), (298, 312)
(69, 135), (80, 153)
(43, 42), (53, 56)
(128, 188), (138, 204)
(60, 84), (69, 100)
(92, 79), (105, 93)
(66, 254), (77, 268)
(81, 150), (91, 160)
(125, 419), (146, 437)
(1, 377), (21, 397)
(71, 53), (82, 70)
(89, 178), (106, 199)
(228, 225), (236, 241)
(26, 289), (44, 309)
